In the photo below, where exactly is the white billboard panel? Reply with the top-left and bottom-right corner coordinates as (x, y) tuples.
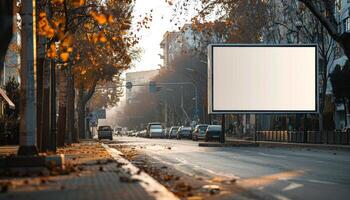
(208, 44), (318, 114)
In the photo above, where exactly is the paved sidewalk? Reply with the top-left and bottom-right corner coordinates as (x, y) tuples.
(0, 141), (178, 200)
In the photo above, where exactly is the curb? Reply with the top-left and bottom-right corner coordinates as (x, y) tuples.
(101, 144), (179, 200)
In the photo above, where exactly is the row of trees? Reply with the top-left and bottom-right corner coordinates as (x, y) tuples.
(1, 0), (139, 152)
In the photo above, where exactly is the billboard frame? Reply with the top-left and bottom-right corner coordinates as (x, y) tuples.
(208, 44), (319, 114)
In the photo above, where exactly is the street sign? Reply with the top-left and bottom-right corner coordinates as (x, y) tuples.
(94, 109), (106, 119)
(208, 44), (318, 114)
(126, 81), (133, 89)
(149, 81), (156, 93)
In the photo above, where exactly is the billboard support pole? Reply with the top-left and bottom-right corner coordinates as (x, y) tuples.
(220, 114), (225, 143)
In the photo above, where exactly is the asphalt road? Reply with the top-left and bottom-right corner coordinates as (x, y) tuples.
(109, 136), (350, 200)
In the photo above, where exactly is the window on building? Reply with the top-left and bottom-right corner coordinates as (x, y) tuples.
(345, 17), (350, 32)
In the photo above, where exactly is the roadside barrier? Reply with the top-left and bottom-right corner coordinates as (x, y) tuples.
(255, 130), (350, 145)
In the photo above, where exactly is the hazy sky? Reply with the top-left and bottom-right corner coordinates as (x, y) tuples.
(128, 0), (196, 72)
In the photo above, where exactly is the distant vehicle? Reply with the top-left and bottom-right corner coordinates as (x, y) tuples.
(205, 125), (222, 142)
(127, 130), (133, 136)
(98, 126), (113, 140)
(147, 122), (164, 138)
(176, 126), (192, 139)
(168, 126), (179, 139)
(114, 127), (123, 136)
(164, 127), (170, 137)
(139, 129), (147, 137)
(132, 131), (139, 137)
(192, 124), (209, 141)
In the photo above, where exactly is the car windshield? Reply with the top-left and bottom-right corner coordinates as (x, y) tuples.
(182, 127), (192, 131)
(198, 126), (208, 131)
(150, 125), (162, 129)
(99, 126), (111, 131)
(208, 125), (221, 131)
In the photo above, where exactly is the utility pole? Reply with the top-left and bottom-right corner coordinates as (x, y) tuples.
(220, 114), (226, 143)
(18, 0), (37, 155)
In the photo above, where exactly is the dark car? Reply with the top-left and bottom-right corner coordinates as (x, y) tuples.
(98, 126), (113, 140)
(192, 124), (209, 141)
(205, 125), (222, 142)
(176, 126), (192, 139)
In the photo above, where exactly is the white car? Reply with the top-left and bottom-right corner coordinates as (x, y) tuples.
(147, 123), (164, 138)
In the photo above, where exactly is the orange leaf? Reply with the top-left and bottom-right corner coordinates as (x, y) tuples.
(90, 11), (107, 25)
(60, 52), (69, 62)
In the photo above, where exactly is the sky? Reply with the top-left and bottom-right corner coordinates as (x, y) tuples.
(128, 0), (197, 72)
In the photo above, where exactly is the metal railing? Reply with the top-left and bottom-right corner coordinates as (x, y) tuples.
(255, 130), (350, 145)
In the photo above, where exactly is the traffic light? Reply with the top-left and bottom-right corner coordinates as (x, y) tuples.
(149, 81), (156, 93)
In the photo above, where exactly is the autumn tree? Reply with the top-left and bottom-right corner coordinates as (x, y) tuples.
(72, 0), (136, 138)
(35, 0), (138, 146)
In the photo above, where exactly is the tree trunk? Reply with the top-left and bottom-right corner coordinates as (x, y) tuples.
(67, 67), (77, 143)
(41, 58), (50, 152)
(57, 69), (67, 147)
(36, 57), (44, 151)
(35, 0), (46, 151)
(78, 86), (86, 139)
(49, 59), (57, 152)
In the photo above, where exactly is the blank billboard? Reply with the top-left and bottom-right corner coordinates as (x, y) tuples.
(208, 44), (318, 114)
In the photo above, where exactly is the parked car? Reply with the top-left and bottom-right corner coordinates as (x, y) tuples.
(164, 127), (170, 137)
(131, 130), (139, 137)
(98, 126), (113, 140)
(114, 127), (123, 136)
(192, 124), (209, 141)
(205, 125), (222, 142)
(147, 122), (164, 138)
(176, 126), (192, 139)
(127, 130), (133, 136)
(168, 126), (179, 139)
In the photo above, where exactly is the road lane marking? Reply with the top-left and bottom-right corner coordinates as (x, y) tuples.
(258, 152), (287, 158)
(282, 182), (303, 191)
(307, 179), (336, 185)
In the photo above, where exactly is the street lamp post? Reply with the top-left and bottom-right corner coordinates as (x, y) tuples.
(18, 0), (38, 155)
